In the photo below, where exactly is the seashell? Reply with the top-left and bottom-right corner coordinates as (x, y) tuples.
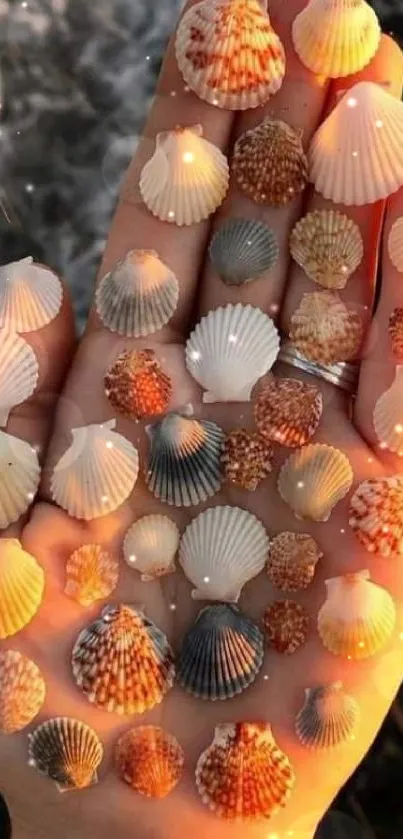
(289, 291), (364, 364)
(349, 475), (403, 556)
(195, 721), (295, 820)
(115, 725), (184, 798)
(0, 538), (44, 638)
(28, 717), (103, 792)
(389, 308), (403, 358)
(175, 0), (285, 111)
(123, 514), (179, 581)
(388, 216), (403, 272)
(179, 506), (269, 602)
(104, 348), (172, 420)
(373, 366), (403, 455)
(209, 218), (279, 286)
(295, 682), (360, 750)
(0, 650), (45, 733)
(309, 81), (403, 206)
(221, 428), (273, 491)
(0, 429), (40, 527)
(266, 531), (322, 592)
(0, 329), (39, 426)
(289, 210), (364, 290)
(263, 600), (309, 655)
(292, 0), (380, 78)
(95, 250), (179, 338)
(317, 570), (396, 659)
(140, 124), (229, 226)
(185, 304), (280, 403)
(0, 257), (63, 333)
(254, 377), (323, 448)
(71, 604), (175, 715)
(65, 544), (119, 607)
(50, 419), (139, 520)
(278, 444), (353, 522)
(145, 412), (224, 507)
(232, 118), (308, 206)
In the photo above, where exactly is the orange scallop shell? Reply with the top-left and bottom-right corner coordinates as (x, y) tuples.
(0, 650), (45, 733)
(115, 725), (184, 798)
(104, 348), (172, 421)
(254, 377), (322, 447)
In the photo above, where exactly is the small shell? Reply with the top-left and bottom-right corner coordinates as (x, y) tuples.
(209, 218), (279, 286)
(222, 429), (273, 491)
(50, 419), (139, 520)
(140, 124), (229, 226)
(263, 600), (309, 655)
(65, 545), (119, 607)
(115, 725), (184, 798)
(195, 722), (295, 820)
(0, 257), (63, 332)
(0, 429), (40, 527)
(0, 538), (44, 639)
(254, 377), (323, 448)
(289, 210), (364, 290)
(278, 444), (353, 522)
(72, 604), (175, 715)
(185, 304), (280, 402)
(389, 308), (403, 358)
(295, 682), (360, 750)
(289, 291), (364, 364)
(123, 514), (179, 581)
(317, 570), (396, 659)
(373, 366), (403, 455)
(28, 717), (103, 792)
(0, 650), (45, 733)
(0, 329), (39, 426)
(232, 118), (308, 206)
(95, 250), (179, 338)
(145, 412), (224, 507)
(267, 531), (322, 592)
(349, 475), (403, 556)
(388, 217), (403, 272)
(104, 348), (171, 421)
(179, 506), (269, 602)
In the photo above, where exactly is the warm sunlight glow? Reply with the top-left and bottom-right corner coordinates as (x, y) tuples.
(347, 96), (358, 108)
(182, 151), (194, 163)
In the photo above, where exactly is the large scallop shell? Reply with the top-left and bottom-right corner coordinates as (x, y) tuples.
(266, 531), (322, 592)
(0, 429), (40, 527)
(115, 725), (184, 799)
(185, 304), (280, 403)
(209, 218), (279, 286)
(349, 475), (403, 556)
(389, 308), (403, 358)
(65, 544), (119, 607)
(123, 514), (179, 581)
(278, 444), (353, 522)
(263, 600), (309, 655)
(289, 210), (364, 290)
(140, 124), (229, 226)
(179, 505), (269, 602)
(145, 412), (224, 507)
(388, 217), (403, 273)
(71, 604), (175, 715)
(373, 366), (403, 455)
(289, 290), (364, 364)
(221, 428), (273, 490)
(0, 257), (63, 332)
(310, 81), (403, 206)
(0, 538), (44, 638)
(295, 682), (360, 750)
(104, 348), (172, 420)
(95, 250), (179, 338)
(317, 570), (396, 659)
(254, 377), (323, 447)
(0, 329), (39, 426)
(50, 419), (139, 520)
(195, 722), (295, 820)
(28, 717), (103, 792)
(0, 650), (45, 733)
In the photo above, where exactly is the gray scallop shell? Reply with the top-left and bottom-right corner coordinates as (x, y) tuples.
(28, 716), (103, 791)
(209, 218), (279, 286)
(295, 682), (360, 750)
(177, 603), (264, 700)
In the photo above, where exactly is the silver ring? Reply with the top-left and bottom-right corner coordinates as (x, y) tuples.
(277, 342), (359, 395)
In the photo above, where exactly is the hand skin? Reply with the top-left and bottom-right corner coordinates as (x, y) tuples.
(2, 3), (403, 838)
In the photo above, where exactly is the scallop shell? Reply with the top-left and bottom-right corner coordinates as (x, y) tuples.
(388, 217), (403, 272)
(254, 377), (323, 448)
(195, 722), (295, 820)
(263, 600), (309, 655)
(65, 544), (119, 607)
(267, 531), (322, 592)
(389, 308), (403, 358)
(104, 348), (172, 420)
(0, 257), (63, 333)
(232, 118), (308, 206)
(123, 514), (179, 581)
(28, 717), (103, 792)
(50, 419), (139, 520)
(0, 538), (44, 638)
(185, 304), (280, 402)
(175, 0), (285, 111)
(221, 428), (273, 490)
(116, 725), (184, 798)
(349, 475), (403, 556)
(317, 570), (396, 659)
(310, 81), (403, 206)
(289, 210), (364, 290)
(0, 429), (40, 527)
(178, 604), (264, 701)
(295, 682), (360, 750)
(140, 124), (229, 226)
(0, 650), (45, 734)
(145, 412), (224, 507)
(278, 444), (353, 522)
(209, 218), (279, 286)
(0, 329), (39, 426)
(95, 250), (179, 338)
(72, 604), (175, 715)
(373, 366), (403, 455)
(289, 290), (364, 364)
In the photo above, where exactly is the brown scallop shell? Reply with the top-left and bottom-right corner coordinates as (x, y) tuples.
(115, 725), (184, 798)
(0, 650), (45, 733)
(254, 377), (323, 447)
(221, 428), (273, 490)
(289, 210), (363, 290)
(349, 475), (403, 557)
(266, 532), (322, 592)
(289, 290), (364, 364)
(263, 599), (309, 654)
(388, 308), (403, 359)
(104, 348), (172, 421)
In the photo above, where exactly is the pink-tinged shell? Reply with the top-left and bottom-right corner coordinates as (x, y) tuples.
(28, 717), (103, 792)
(267, 531), (322, 592)
(349, 475), (403, 557)
(65, 544), (119, 607)
(263, 600), (309, 655)
(0, 650), (45, 733)
(388, 216), (403, 272)
(104, 348), (172, 421)
(115, 725), (184, 798)
(289, 290), (364, 364)
(389, 308), (403, 358)
(221, 429), (273, 490)
(254, 377), (322, 448)
(373, 366), (403, 456)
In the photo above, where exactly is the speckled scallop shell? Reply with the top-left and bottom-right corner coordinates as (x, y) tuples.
(373, 366), (403, 455)
(104, 348), (172, 420)
(209, 218), (279, 286)
(0, 329), (39, 426)
(317, 570), (396, 659)
(278, 444), (353, 522)
(295, 682), (360, 750)
(221, 428), (273, 490)
(289, 291), (364, 364)
(0, 650), (45, 733)
(185, 304), (280, 403)
(349, 475), (403, 556)
(263, 600), (309, 655)
(289, 210), (364, 290)
(145, 412), (224, 507)
(115, 725), (184, 799)
(254, 377), (323, 448)
(65, 545), (119, 607)
(388, 217), (403, 272)
(267, 531), (322, 592)
(0, 257), (63, 333)
(95, 250), (179, 338)
(50, 419), (139, 520)
(196, 722), (295, 820)
(140, 124), (229, 226)
(123, 514), (179, 581)
(232, 118), (308, 206)
(389, 308), (403, 358)
(0, 429), (40, 527)
(28, 717), (103, 792)
(72, 604), (175, 715)
(0, 538), (44, 639)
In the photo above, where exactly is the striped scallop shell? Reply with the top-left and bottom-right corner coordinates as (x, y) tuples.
(123, 514), (179, 581)
(0, 429), (40, 527)
(295, 682), (360, 750)
(0, 257), (63, 333)
(0, 329), (39, 426)
(0, 650), (45, 734)
(289, 291), (364, 364)
(0, 539), (44, 639)
(388, 217), (403, 273)
(289, 210), (364, 290)
(65, 544), (119, 607)
(254, 377), (323, 447)
(104, 348), (172, 420)
(349, 475), (403, 556)
(28, 717), (103, 792)
(278, 444), (353, 522)
(209, 218), (279, 286)
(115, 725), (184, 798)
(267, 531), (322, 592)
(373, 366), (403, 455)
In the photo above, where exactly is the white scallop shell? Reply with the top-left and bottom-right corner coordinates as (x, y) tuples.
(388, 217), (403, 272)
(278, 443), (353, 522)
(123, 515), (179, 581)
(0, 329), (39, 426)
(50, 419), (139, 520)
(310, 82), (403, 206)
(185, 304), (280, 403)
(0, 257), (63, 332)
(373, 366), (403, 455)
(0, 431), (40, 528)
(179, 505), (269, 602)
(140, 124), (229, 226)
